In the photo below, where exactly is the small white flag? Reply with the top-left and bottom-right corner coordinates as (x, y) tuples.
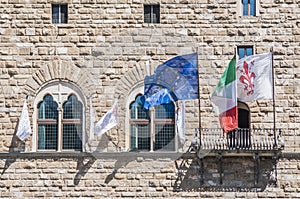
(176, 101), (185, 144)
(16, 99), (32, 141)
(237, 52), (273, 102)
(89, 97), (95, 142)
(95, 101), (118, 136)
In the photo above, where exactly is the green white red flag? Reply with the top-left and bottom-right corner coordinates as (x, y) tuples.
(211, 56), (238, 133)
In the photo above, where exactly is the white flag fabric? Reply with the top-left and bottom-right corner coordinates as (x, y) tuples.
(89, 97), (95, 141)
(16, 99), (32, 141)
(236, 52), (273, 102)
(95, 101), (118, 136)
(176, 101), (185, 144)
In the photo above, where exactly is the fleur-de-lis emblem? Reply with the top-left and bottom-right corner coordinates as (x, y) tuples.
(237, 60), (256, 96)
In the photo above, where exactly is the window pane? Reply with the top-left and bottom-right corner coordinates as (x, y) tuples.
(38, 124), (58, 150)
(155, 103), (175, 119)
(63, 95), (82, 119)
(246, 47), (253, 56)
(238, 47), (253, 59)
(63, 124), (82, 150)
(52, 4), (59, 24)
(62, 95), (83, 151)
(61, 4), (68, 23)
(250, 0), (255, 16)
(144, 5), (151, 23)
(238, 48), (245, 59)
(130, 96), (149, 119)
(130, 124), (150, 150)
(242, 0), (248, 16)
(38, 95), (58, 119)
(152, 5), (160, 23)
(154, 124), (175, 151)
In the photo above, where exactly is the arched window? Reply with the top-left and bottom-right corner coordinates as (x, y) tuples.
(129, 95), (175, 151)
(33, 82), (85, 152)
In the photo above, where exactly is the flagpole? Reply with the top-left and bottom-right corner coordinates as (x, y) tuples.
(270, 47), (277, 147)
(197, 47), (202, 144)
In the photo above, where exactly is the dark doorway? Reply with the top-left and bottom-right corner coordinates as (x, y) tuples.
(227, 102), (251, 149)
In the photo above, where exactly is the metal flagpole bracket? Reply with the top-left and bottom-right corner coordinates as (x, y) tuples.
(216, 153), (223, 185)
(253, 153), (260, 186)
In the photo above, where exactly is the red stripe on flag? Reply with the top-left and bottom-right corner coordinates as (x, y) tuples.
(219, 106), (238, 133)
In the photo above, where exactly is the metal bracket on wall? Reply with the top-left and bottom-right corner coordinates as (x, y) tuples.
(199, 158), (204, 185)
(253, 153), (260, 186)
(216, 153), (223, 185)
(272, 153), (279, 186)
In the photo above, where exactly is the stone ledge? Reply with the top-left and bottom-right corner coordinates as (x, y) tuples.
(0, 150), (285, 160)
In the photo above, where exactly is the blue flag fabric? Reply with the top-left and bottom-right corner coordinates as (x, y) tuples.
(143, 88), (173, 109)
(143, 53), (198, 109)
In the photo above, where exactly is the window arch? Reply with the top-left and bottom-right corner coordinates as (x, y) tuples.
(129, 95), (176, 151)
(33, 81), (85, 152)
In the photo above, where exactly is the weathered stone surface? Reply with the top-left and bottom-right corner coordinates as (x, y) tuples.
(0, 0), (299, 198)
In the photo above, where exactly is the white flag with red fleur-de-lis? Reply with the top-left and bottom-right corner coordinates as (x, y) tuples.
(236, 52), (273, 102)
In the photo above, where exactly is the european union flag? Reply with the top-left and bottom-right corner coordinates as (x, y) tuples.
(143, 53), (199, 109)
(143, 88), (173, 109)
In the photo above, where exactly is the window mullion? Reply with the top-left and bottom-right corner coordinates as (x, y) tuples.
(150, 107), (155, 152)
(57, 106), (62, 152)
(58, 5), (61, 24)
(150, 5), (153, 23)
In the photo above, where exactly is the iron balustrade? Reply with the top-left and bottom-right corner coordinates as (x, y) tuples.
(194, 128), (284, 151)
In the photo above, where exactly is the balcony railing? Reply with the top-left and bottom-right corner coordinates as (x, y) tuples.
(194, 128), (284, 151)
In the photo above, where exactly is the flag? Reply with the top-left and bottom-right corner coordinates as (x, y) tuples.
(143, 52), (198, 108)
(16, 99), (32, 141)
(95, 101), (118, 136)
(211, 56), (238, 133)
(89, 97), (95, 141)
(176, 101), (185, 144)
(236, 52), (273, 102)
(143, 88), (173, 109)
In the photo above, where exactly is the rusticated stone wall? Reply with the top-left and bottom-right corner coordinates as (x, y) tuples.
(0, 153), (300, 198)
(0, 0), (299, 198)
(0, 0), (299, 152)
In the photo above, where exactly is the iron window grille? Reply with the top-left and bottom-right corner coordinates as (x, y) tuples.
(129, 95), (175, 151)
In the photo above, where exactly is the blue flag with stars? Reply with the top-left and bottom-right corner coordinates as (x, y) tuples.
(143, 53), (199, 109)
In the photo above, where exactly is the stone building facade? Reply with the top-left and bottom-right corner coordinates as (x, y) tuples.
(0, 0), (299, 198)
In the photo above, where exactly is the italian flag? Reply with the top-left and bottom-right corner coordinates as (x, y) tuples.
(211, 56), (238, 133)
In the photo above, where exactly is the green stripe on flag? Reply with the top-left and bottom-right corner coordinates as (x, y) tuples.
(214, 56), (236, 93)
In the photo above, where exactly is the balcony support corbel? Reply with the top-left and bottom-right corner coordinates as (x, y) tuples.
(253, 153), (260, 186)
(217, 153), (223, 185)
(199, 158), (204, 185)
(272, 153), (279, 186)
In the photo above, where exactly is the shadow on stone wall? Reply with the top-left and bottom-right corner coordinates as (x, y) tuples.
(1, 119), (25, 176)
(174, 155), (277, 192)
